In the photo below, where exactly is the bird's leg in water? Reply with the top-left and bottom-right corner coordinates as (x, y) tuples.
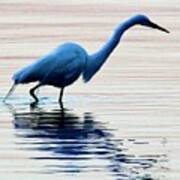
(29, 83), (41, 103)
(59, 88), (64, 108)
(3, 83), (17, 102)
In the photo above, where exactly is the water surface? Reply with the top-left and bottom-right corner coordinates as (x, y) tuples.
(0, 0), (180, 179)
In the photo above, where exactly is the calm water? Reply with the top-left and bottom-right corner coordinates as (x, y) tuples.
(0, 97), (169, 180)
(0, 0), (180, 179)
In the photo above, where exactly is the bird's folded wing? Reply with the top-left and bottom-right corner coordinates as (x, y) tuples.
(13, 50), (78, 84)
(40, 51), (79, 84)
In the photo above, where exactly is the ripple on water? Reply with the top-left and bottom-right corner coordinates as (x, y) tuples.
(0, 101), (167, 180)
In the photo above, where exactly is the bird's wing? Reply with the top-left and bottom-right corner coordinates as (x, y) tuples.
(13, 49), (78, 84)
(40, 51), (79, 84)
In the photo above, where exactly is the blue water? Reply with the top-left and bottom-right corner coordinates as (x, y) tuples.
(0, 96), (168, 179)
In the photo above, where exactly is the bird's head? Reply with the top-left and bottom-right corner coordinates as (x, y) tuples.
(133, 14), (170, 33)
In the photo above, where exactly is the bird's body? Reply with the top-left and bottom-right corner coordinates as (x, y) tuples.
(4, 14), (169, 106)
(14, 42), (88, 87)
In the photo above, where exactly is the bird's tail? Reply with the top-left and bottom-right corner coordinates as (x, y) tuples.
(3, 83), (17, 103)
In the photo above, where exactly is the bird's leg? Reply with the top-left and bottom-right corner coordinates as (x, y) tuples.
(3, 83), (17, 103)
(59, 88), (64, 109)
(29, 83), (41, 103)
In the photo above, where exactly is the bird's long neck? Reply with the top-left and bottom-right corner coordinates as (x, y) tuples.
(93, 20), (134, 61)
(83, 17), (137, 82)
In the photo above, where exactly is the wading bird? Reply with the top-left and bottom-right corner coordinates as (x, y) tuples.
(3, 14), (169, 106)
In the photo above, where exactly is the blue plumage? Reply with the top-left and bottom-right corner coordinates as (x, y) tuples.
(13, 43), (87, 86)
(4, 14), (169, 105)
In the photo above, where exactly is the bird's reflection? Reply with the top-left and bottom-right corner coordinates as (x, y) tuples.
(7, 104), (161, 179)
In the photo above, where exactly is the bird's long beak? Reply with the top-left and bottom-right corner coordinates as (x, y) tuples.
(149, 21), (170, 33)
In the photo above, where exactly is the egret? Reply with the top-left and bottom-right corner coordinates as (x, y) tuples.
(3, 14), (169, 105)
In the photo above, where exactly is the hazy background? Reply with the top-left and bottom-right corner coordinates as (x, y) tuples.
(0, 0), (180, 179)
(1, 0), (179, 96)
